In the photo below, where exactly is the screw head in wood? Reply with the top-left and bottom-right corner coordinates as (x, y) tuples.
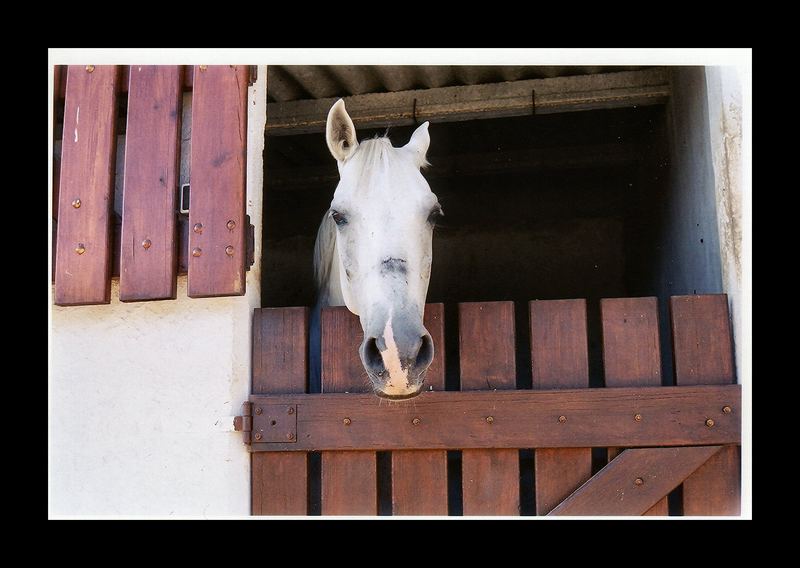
(343, 417), (351, 426)
(199, 65), (208, 72)
(71, 198), (81, 209)
(485, 416), (494, 424)
(226, 219), (236, 230)
(254, 432), (262, 441)
(634, 477), (644, 486)
(254, 407), (262, 415)
(142, 239), (151, 250)
(225, 245), (234, 256)
(192, 247), (202, 257)
(558, 415), (567, 423)
(722, 406), (732, 414)
(75, 243), (86, 255)
(705, 418), (715, 428)
(85, 65), (95, 73)
(193, 223), (203, 234)
(412, 417), (421, 426)
(286, 433), (294, 440)
(287, 407), (294, 415)
(634, 413), (642, 422)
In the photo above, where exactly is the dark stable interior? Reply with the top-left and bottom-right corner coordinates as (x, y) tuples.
(262, 105), (670, 388)
(262, 105), (673, 514)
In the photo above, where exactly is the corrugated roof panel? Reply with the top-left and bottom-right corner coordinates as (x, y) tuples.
(266, 65), (654, 103)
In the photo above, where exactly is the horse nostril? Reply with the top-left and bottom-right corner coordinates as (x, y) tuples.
(362, 337), (385, 374)
(415, 333), (434, 371)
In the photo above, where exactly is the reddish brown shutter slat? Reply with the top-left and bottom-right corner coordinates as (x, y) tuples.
(601, 297), (668, 515)
(530, 299), (592, 515)
(671, 294), (740, 516)
(320, 307), (377, 515)
(54, 65), (119, 306)
(119, 66), (183, 302)
(188, 65), (248, 298)
(459, 301), (519, 515)
(251, 307), (309, 515)
(391, 304), (448, 515)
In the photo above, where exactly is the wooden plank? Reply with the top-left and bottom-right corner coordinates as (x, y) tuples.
(251, 307), (309, 515)
(187, 65), (248, 298)
(320, 306), (376, 515)
(549, 446), (723, 516)
(671, 294), (740, 516)
(266, 68), (670, 135)
(459, 302), (519, 515)
(117, 65), (194, 93)
(54, 65), (119, 306)
(391, 304), (448, 515)
(246, 385), (741, 452)
(530, 299), (592, 515)
(601, 297), (667, 515)
(119, 66), (183, 302)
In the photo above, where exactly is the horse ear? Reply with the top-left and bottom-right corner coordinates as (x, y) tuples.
(326, 99), (358, 162)
(405, 121), (430, 168)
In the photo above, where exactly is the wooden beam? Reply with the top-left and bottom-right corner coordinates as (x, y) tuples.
(459, 301), (519, 515)
(601, 297), (669, 515)
(530, 300), (592, 516)
(119, 66), (182, 302)
(548, 446), (723, 516)
(54, 65), (119, 306)
(265, 68), (669, 136)
(251, 307), (309, 515)
(391, 304), (449, 515)
(243, 385), (741, 452)
(671, 294), (741, 515)
(320, 307), (377, 515)
(188, 65), (248, 298)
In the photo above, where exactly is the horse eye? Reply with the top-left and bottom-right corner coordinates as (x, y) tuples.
(331, 210), (347, 226)
(428, 206), (443, 225)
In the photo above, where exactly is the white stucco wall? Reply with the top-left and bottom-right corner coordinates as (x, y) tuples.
(705, 65), (748, 380)
(49, 65), (267, 517)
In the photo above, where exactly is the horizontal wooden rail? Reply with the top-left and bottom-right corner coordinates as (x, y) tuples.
(239, 385), (740, 452)
(265, 68), (670, 136)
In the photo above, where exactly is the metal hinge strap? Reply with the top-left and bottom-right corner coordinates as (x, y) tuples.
(234, 401), (253, 444)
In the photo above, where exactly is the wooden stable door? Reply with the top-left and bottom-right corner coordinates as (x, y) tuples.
(244, 295), (741, 516)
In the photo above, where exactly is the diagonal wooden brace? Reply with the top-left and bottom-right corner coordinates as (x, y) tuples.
(548, 445), (724, 516)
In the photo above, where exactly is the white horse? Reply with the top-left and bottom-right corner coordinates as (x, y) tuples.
(310, 99), (443, 399)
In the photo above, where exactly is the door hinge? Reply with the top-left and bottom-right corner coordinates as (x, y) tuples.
(245, 214), (255, 271)
(248, 65), (258, 86)
(234, 400), (298, 445)
(234, 401), (253, 444)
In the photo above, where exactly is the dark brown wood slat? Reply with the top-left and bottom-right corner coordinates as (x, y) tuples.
(601, 297), (667, 515)
(391, 304), (447, 515)
(530, 299), (592, 515)
(671, 294), (740, 516)
(54, 65), (119, 306)
(549, 446), (722, 516)
(459, 302), (519, 515)
(320, 307), (376, 515)
(119, 66), (182, 302)
(188, 65), (248, 298)
(56, 65), (67, 99)
(251, 307), (309, 515)
(246, 385), (741, 451)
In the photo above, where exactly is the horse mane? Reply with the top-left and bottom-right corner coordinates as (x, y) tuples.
(313, 211), (337, 305)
